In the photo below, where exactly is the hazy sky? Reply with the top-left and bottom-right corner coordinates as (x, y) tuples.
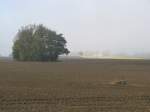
(1, 0), (150, 56)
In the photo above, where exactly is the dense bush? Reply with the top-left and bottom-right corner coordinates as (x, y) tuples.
(13, 24), (69, 61)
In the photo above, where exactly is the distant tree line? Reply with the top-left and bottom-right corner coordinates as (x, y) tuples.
(13, 24), (69, 61)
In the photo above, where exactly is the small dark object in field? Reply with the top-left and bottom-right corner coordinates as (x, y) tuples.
(112, 80), (128, 86)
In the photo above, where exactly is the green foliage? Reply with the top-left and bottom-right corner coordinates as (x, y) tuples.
(13, 24), (69, 61)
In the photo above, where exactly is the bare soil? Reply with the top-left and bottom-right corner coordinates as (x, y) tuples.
(0, 59), (150, 112)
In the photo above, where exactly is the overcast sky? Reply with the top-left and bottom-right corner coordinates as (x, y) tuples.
(1, 0), (150, 56)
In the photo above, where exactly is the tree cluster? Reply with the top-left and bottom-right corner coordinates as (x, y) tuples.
(13, 24), (69, 61)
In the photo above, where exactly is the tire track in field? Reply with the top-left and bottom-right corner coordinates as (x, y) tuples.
(1, 96), (150, 110)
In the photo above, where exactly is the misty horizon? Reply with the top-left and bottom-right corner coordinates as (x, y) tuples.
(1, 0), (150, 57)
